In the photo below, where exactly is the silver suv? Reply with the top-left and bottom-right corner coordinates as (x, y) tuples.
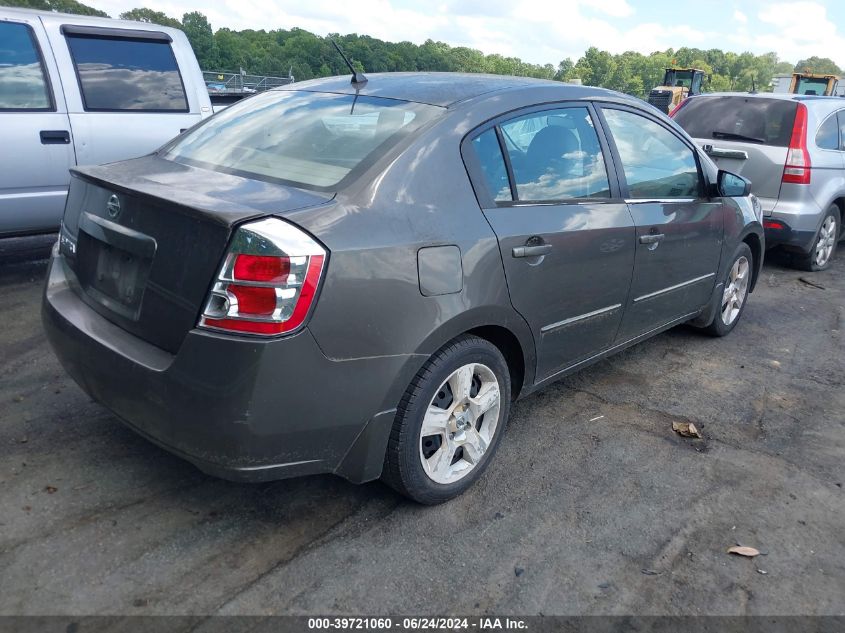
(673, 93), (845, 271)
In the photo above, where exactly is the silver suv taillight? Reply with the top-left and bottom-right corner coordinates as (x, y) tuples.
(199, 218), (326, 336)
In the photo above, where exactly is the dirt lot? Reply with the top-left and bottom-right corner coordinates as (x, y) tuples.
(0, 250), (843, 616)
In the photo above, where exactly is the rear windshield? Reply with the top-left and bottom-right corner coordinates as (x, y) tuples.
(674, 96), (798, 147)
(163, 90), (442, 190)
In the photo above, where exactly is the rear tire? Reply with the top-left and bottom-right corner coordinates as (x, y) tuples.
(795, 206), (839, 272)
(382, 335), (511, 504)
(704, 242), (753, 337)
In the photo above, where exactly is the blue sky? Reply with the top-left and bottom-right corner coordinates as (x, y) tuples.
(91, 0), (845, 67)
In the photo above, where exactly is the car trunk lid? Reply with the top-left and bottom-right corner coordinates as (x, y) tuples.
(60, 155), (332, 353)
(696, 139), (789, 202)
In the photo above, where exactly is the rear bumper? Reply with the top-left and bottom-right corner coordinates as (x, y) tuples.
(764, 198), (824, 252)
(42, 252), (414, 484)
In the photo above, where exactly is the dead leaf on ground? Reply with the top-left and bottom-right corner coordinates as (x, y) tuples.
(672, 421), (702, 438)
(44, 485), (58, 494)
(728, 546), (760, 558)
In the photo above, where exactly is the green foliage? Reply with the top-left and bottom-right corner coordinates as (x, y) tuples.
(181, 11), (214, 63)
(118, 7), (180, 28)
(0, 0), (107, 16)
(794, 56), (843, 75)
(2, 0), (841, 98)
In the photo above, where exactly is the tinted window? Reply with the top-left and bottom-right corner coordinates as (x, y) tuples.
(816, 114), (840, 150)
(471, 129), (511, 202)
(65, 35), (187, 111)
(795, 77), (830, 95)
(164, 90), (440, 190)
(499, 107), (610, 201)
(604, 108), (700, 199)
(0, 22), (51, 110)
(674, 96), (798, 147)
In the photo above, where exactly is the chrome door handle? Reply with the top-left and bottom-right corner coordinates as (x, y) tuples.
(512, 244), (552, 258)
(639, 234), (665, 244)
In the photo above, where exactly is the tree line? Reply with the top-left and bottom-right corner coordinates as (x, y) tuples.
(2, 0), (842, 99)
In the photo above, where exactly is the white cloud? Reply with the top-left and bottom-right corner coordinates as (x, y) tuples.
(90, 0), (844, 68)
(753, 2), (845, 64)
(582, 0), (635, 18)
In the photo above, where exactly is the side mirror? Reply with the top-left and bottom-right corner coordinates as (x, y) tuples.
(716, 169), (751, 197)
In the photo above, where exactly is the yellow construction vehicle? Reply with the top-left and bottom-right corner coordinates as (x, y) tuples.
(773, 72), (840, 96)
(647, 68), (706, 114)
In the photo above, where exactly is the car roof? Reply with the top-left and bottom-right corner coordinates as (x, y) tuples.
(693, 91), (844, 103)
(277, 72), (625, 108)
(1, 6), (184, 36)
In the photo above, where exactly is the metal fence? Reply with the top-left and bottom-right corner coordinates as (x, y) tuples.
(202, 70), (294, 94)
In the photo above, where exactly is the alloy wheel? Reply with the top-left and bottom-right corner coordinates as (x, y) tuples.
(721, 255), (750, 326)
(814, 216), (837, 268)
(419, 363), (501, 485)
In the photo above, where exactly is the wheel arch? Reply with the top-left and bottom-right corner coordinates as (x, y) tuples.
(741, 230), (763, 293)
(335, 308), (535, 485)
(831, 197), (845, 234)
(410, 306), (536, 402)
(467, 324), (526, 401)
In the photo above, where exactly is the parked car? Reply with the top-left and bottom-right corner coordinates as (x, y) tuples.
(42, 73), (764, 504)
(0, 7), (213, 237)
(672, 93), (845, 271)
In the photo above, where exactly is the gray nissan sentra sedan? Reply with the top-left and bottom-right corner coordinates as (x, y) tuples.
(42, 73), (764, 504)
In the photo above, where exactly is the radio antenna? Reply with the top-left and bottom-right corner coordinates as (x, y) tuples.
(330, 38), (367, 86)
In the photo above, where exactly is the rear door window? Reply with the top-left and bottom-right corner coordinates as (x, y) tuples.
(603, 108), (701, 199)
(674, 96), (798, 147)
(498, 107), (611, 201)
(0, 21), (52, 110)
(65, 34), (187, 111)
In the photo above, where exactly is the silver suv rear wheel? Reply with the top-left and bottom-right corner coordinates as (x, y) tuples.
(797, 206), (839, 272)
(813, 215), (837, 268)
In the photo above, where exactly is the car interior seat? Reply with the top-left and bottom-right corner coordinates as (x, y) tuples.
(523, 126), (579, 184)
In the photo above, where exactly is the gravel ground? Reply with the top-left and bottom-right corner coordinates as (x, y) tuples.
(0, 250), (843, 616)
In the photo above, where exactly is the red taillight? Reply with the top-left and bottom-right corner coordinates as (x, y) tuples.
(668, 97), (690, 118)
(199, 218), (326, 337)
(233, 254), (290, 283)
(763, 219), (787, 230)
(782, 103), (811, 185)
(228, 284), (278, 315)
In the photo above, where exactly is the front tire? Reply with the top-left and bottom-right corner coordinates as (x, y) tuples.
(704, 242), (753, 337)
(382, 335), (511, 504)
(795, 206), (839, 272)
